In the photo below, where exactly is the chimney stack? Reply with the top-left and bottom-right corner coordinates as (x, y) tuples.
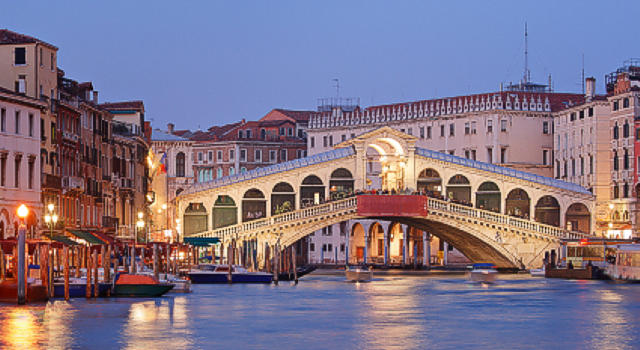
(585, 77), (595, 101)
(167, 123), (175, 134)
(92, 91), (99, 104)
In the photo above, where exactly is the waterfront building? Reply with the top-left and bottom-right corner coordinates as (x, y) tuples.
(0, 88), (46, 238)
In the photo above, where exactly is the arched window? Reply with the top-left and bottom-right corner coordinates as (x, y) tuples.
(624, 149), (629, 169)
(613, 122), (619, 139)
(623, 120), (630, 138)
(176, 152), (185, 177)
(260, 129), (266, 139)
(613, 182), (619, 199)
(623, 182), (629, 198)
(613, 150), (619, 171)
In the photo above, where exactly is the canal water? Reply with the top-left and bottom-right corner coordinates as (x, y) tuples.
(1, 273), (639, 349)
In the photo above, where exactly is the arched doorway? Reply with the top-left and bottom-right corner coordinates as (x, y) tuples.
(446, 175), (471, 205)
(534, 196), (560, 227)
(183, 203), (208, 235)
(212, 195), (237, 229)
(300, 175), (324, 208)
(369, 222), (385, 263)
(329, 168), (354, 200)
(565, 203), (591, 233)
(351, 222), (365, 263)
(475, 181), (501, 213)
(417, 168), (443, 198)
(505, 188), (530, 219)
(271, 182), (295, 215)
(242, 189), (266, 222)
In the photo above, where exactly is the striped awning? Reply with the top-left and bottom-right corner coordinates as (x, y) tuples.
(67, 229), (106, 245)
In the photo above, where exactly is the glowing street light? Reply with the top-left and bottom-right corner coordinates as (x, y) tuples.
(16, 204), (28, 304)
(17, 204), (28, 220)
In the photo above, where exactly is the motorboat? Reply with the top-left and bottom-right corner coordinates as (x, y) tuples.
(605, 245), (640, 282)
(345, 265), (372, 282)
(469, 263), (498, 283)
(278, 265), (317, 281)
(529, 266), (546, 277)
(136, 267), (192, 293)
(53, 277), (111, 298)
(188, 264), (273, 284)
(111, 273), (174, 297)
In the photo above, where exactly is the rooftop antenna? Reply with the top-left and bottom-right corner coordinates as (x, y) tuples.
(523, 22), (529, 84)
(581, 53), (585, 94)
(333, 78), (340, 98)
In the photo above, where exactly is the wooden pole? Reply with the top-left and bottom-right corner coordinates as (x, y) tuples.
(56, 247), (61, 278)
(153, 243), (159, 280)
(101, 246), (107, 282)
(85, 247), (92, 298)
(106, 244), (112, 282)
(227, 241), (233, 284)
(0, 244), (4, 282)
(131, 246), (137, 274)
(93, 249), (99, 298)
(123, 244), (129, 273)
(292, 245), (298, 285)
(12, 245), (18, 279)
(40, 246), (47, 293)
(273, 244), (279, 286)
(166, 243), (170, 277)
(63, 245), (69, 301)
(49, 247), (55, 298)
(74, 246), (80, 278)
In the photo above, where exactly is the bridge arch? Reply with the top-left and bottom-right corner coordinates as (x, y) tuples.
(242, 189), (266, 222)
(212, 195), (237, 230)
(534, 195), (561, 227)
(184, 203), (208, 235)
(271, 182), (295, 215)
(505, 188), (530, 219)
(300, 175), (324, 208)
(475, 181), (501, 213)
(351, 222), (366, 263)
(329, 168), (354, 200)
(446, 174), (471, 205)
(565, 202), (591, 233)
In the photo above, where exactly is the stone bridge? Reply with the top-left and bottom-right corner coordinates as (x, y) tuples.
(176, 127), (595, 269)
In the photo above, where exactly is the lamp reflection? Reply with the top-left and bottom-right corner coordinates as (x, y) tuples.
(4, 308), (40, 348)
(124, 298), (191, 349)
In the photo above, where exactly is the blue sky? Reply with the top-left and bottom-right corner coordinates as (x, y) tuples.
(2, 1), (639, 130)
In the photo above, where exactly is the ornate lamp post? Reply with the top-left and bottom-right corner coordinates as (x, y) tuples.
(136, 211), (145, 243)
(16, 204), (28, 304)
(44, 203), (59, 237)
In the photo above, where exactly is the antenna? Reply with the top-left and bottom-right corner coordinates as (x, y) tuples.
(581, 53), (585, 94)
(332, 78), (340, 98)
(523, 22), (529, 84)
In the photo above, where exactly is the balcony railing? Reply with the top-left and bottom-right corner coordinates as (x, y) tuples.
(41, 173), (61, 190)
(62, 176), (84, 192)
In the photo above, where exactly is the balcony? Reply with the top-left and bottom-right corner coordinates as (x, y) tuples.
(62, 130), (79, 143)
(120, 178), (134, 190)
(41, 173), (61, 190)
(102, 216), (119, 230)
(62, 176), (84, 192)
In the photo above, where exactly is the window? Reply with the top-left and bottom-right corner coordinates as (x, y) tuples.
(464, 122), (470, 135)
(543, 121), (549, 134)
(340, 244), (345, 252)
(588, 107), (593, 117)
(279, 127), (285, 136)
(426, 126), (432, 139)
(0, 156), (5, 186)
(350, 133), (355, 139)
(176, 152), (185, 177)
(197, 152), (203, 162)
(500, 147), (507, 163)
(217, 168), (223, 178)
(28, 159), (34, 189)
(50, 52), (54, 70)
(14, 155), (21, 188)
(208, 151), (213, 162)
(464, 150), (470, 159)
(624, 182), (629, 198)
(471, 121), (476, 134)
(14, 47), (26, 65)
(570, 113), (576, 121)
(28, 113), (33, 137)
(624, 149), (629, 170)
(288, 128), (293, 136)
(487, 148), (493, 164)
(440, 125), (445, 137)
(217, 150), (222, 161)
(613, 101), (619, 111)
(323, 136), (328, 147)
(270, 150), (276, 162)
(341, 134), (346, 142)
(240, 167), (247, 173)
(487, 120), (493, 133)
(543, 150), (548, 165)
(556, 160), (561, 178)
(327, 243), (333, 252)
(280, 149), (287, 161)
(580, 156), (584, 175)
(419, 127), (425, 138)
(613, 183), (619, 199)
(255, 149), (262, 162)
(310, 136), (315, 148)
(613, 123), (619, 139)
(500, 119), (507, 132)
(229, 167), (235, 176)
(0, 108), (5, 132)
(240, 149), (247, 162)
(329, 135), (333, 146)
(448, 150), (455, 156)
(590, 155), (594, 174)
(15, 111), (20, 134)
(471, 149), (476, 160)
(623, 121), (630, 138)
(579, 110), (584, 119)
(613, 150), (619, 171)
(39, 48), (43, 66)
(623, 98), (630, 108)
(310, 243), (315, 252)
(407, 128), (413, 136)
(563, 161), (568, 178)
(246, 130), (252, 138)
(229, 149), (235, 160)
(238, 130), (244, 138)
(15, 75), (26, 94)
(260, 129), (266, 139)
(449, 124), (455, 136)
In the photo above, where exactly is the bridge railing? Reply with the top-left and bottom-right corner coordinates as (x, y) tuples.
(426, 197), (591, 239)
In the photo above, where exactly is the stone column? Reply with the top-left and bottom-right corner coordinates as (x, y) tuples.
(443, 241), (449, 265)
(402, 224), (408, 265)
(383, 229), (389, 266)
(363, 230), (369, 265)
(422, 231), (429, 268)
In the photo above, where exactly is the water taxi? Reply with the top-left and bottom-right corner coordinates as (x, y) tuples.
(345, 265), (372, 282)
(469, 263), (498, 283)
(111, 273), (174, 297)
(605, 245), (640, 282)
(188, 264), (273, 284)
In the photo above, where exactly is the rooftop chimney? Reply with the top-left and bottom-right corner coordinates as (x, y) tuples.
(92, 91), (98, 104)
(167, 123), (175, 134)
(585, 77), (595, 102)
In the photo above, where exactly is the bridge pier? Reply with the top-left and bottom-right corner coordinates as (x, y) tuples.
(383, 230), (389, 266)
(363, 231), (368, 265)
(423, 232), (430, 268)
(402, 225), (408, 266)
(443, 242), (448, 266)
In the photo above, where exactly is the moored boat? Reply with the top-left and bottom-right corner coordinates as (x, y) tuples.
(529, 266), (545, 277)
(469, 263), (498, 283)
(188, 264), (272, 284)
(278, 265), (317, 281)
(112, 273), (173, 297)
(345, 265), (372, 282)
(605, 244), (640, 282)
(53, 277), (111, 298)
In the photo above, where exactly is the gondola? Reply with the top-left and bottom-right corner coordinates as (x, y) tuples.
(277, 265), (317, 281)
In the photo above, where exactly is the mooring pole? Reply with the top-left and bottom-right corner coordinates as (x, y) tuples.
(292, 245), (298, 285)
(63, 245), (69, 301)
(17, 223), (26, 305)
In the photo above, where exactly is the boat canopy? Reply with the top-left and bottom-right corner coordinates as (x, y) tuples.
(66, 229), (105, 245)
(183, 237), (220, 246)
(48, 235), (79, 246)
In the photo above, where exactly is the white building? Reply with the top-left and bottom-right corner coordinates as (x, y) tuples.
(0, 88), (45, 238)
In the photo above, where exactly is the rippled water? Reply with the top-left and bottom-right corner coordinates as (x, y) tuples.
(1, 273), (639, 349)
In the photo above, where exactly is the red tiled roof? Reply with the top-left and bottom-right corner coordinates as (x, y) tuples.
(274, 109), (314, 122)
(99, 100), (145, 111)
(0, 29), (58, 50)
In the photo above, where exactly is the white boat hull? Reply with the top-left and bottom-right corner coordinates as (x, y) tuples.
(345, 269), (372, 282)
(469, 270), (497, 283)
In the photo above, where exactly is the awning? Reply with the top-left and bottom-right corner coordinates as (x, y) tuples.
(48, 235), (78, 246)
(183, 237), (220, 246)
(67, 229), (106, 245)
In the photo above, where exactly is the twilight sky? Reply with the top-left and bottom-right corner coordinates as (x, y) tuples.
(3, 1), (639, 130)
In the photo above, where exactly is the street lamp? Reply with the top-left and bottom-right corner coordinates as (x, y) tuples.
(44, 204), (58, 237)
(16, 204), (28, 305)
(136, 211), (145, 242)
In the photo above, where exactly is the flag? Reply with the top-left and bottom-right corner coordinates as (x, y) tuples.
(159, 152), (167, 174)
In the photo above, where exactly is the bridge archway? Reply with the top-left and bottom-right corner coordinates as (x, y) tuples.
(388, 222), (405, 262)
(417, 168), (443, 197)
(242, 189), (266, 222)
(446, 174), (471, 205)
(369, 222), (385, 263)
(330, 168), (354, 200)
(300, 175), (324, 208)
(271, 182), (295, 215)
(351, 222), (365, 263)
(184, 203), (208, 235)
(505, 188), (530, 219)
(534, 195), (560, 227)
(565, 203), (591, 233)
(212, 195), (237, 229)
(475, 181), (501, 213)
